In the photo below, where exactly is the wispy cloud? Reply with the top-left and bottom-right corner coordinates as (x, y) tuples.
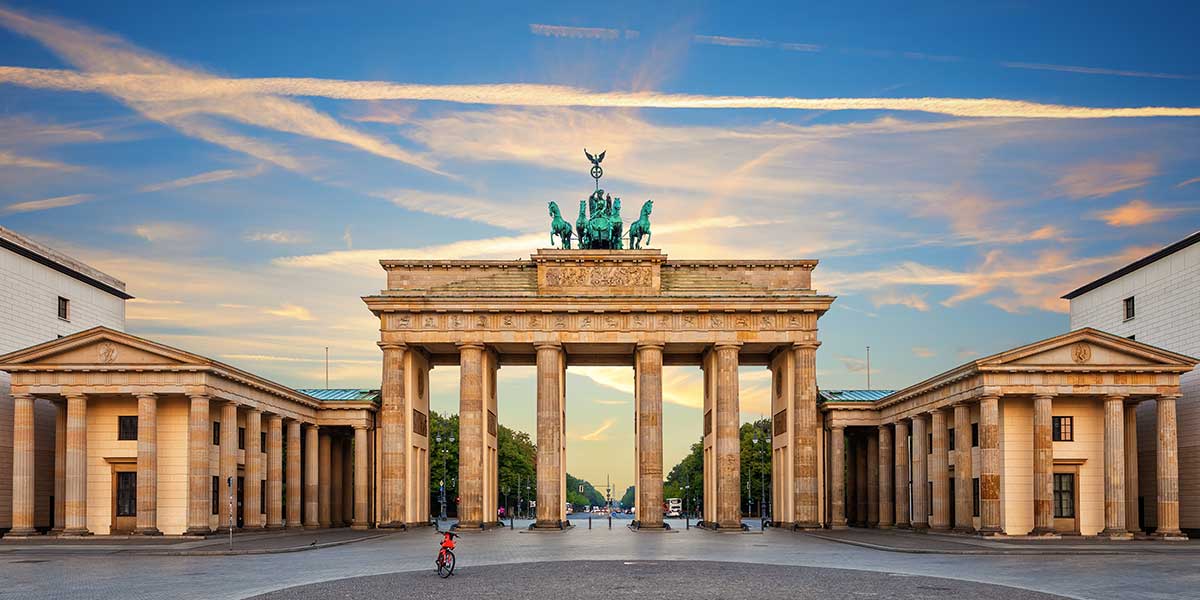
(0, 150), (79, 171)
(245, 230), (308, 244)
(593, 399), (628, 406)
(139, 164), (265, 193)
(911, 346), (936, 358)
(1056, 159), (1157, 199)
(1091, 199), (1192, 227)
(130, 221), (201, 242)
(871, 291), (930, 312)
(694, 34), (820, 52)
(580, 419), (616, 441)
(1002, 61), (1199, 81)
(529, 23), (636, 40)
(222, 353), (376, 365)
(836, 355), (869, 373)
(2, 192), (92, 214)
(372, 189), (528, 230)
(1177, 177), (1200, 188)
(263, 304), (316, 321)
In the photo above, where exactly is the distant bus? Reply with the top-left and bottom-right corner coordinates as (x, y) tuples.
(665, 497), (682, 517)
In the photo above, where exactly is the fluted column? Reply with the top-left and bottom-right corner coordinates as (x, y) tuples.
(1102, 395), (1129, 537)
(793, 341), (821, 528)
(978, 394), (1001, 534)
(846, 439), (858, 524)
(318, 430), (332, 527)
(867, 432), (879, 527)
(635, 342), (665, 529)
(911, 415), (928, 530)
(286, 420), (302, 527)
(894, 419), (910, 528)
(244, 408), (263, 529)
(266, 415), (284, 529)
(1032, 393), (1055, 535)
(62, 392), (89, 536)
(217, 401), (239, 532)
(304, 424), (319, 528)
(353, 426), (370, 529)
(714, 342), (743, 529)
(878, 425), (894, 528)
(929, 408), (949, 531)
(953, 402), (973, 533)
(341, 437), (354, 526)
(1155, 395), (1184, 538)
(9, 393), (37, 536)
(457, 342), (485, 529)
(830, 426), (847, 528)
(185, 393), (211, 535)
(53, 400), (66, 531)
(135, 393), (161, 535)
(534, 341), (564, 528)
(330, 436), (343, 527)
(1124, 403), (1140, 533)
(378, 342), (407, 528)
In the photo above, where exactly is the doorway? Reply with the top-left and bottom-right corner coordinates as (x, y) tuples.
(111, 464), (136, 533)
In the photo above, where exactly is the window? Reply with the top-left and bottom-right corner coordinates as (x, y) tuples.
(57, 296), (70, 321)
(212, 476), (220, 514)
(212, 422), (221, 445)
(116, 472), (137, 517)
(261, 431), (267, 453)
(948, 428), (955, 451)
(1052, 416), (1074, 442)
(1123, 296), (1136, 321)
(117, 416), (138, 441)
(972, 477), (980, 517)
(1053, 473), (1075, 518)
(238, 427), (246, 450)
(971, 423), (979, 447)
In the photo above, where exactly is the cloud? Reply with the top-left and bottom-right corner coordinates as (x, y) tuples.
(593, 399), (628, 406)
(1, 192), (92, 214)
(529, 23), (630, 40)
(911, 346), (936, 358)
(1091, 199), (1192, 227)
(1055, 159), (1157, 199)
(139, 164), (265, 193)
(1177, 177), (1200, 188)
(372, 189), (528, 230)
(580, 419), (616, 441)
(693, 35), (821, 52)
(1002, 61), (1199, 81)
(130, 221), (201, 242)
(245, 230), (308, 244)
(836, 355), (869, 373)
(871, 291), (930, 311)
(0, 7), (444, 175)
(221, 353), (376, 365)
(263, 304), (316, 321)
(0, 150), (79, 170)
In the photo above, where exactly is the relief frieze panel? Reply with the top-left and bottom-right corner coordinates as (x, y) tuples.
(384, 310), (814, 333)
(542, 265), (653, 289)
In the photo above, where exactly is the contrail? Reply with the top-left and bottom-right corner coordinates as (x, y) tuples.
(1, 66), (1198, 119)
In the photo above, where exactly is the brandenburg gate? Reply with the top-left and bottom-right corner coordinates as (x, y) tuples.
(363, 248), (835, 530)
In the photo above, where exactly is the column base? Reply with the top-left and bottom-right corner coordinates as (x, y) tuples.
(911, 523), (929, 532)
(1100, 529), (1133, 540)
(530, 520), (572, 530)
(630, 520), (669, 530)
(976, 526), (1003, 536)
(184, 526), (212, 536)
(5, 527), (40, 537)
(952, 526), (975, 535)
(351, 523), (370, 531)
(133, 527), (163, 536)
(304, 523), (321, 529)
(791, 521), (823, 530)
(60, 528), (92, 536)
(878, 523), (895, 529)
(894, 522), (911, 530)
(1151, 530), (1188, 541)
(266, 524), (286, 530)
(377, 521), (405, 529)
(285, 521), (303, 529)
(829, 520), (848, 530)
(1029, 527), (1059, 537)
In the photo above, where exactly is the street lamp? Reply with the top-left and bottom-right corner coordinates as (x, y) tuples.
(752, 435), (767, 519)
(436, 434), (455, 521)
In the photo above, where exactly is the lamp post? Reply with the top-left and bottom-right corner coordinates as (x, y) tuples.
(436, 434), (455, 521)
(752, 434), (767, 519)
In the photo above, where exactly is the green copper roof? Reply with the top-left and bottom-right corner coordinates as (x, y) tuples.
(298, 389), (381, 403)
(818, 389), (895, 403)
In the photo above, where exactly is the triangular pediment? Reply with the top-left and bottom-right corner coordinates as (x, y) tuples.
(0, 327), (207, 368)
(978, 328), (1197, 369)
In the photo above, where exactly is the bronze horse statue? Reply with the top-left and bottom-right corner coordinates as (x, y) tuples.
(629, 200), (653, 249)
(548, 201), (573, 249)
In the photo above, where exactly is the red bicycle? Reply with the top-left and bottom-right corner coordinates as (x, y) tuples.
(435, 531), (458, 578)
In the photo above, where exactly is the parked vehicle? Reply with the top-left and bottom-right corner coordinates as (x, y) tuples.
(665, 497), (682, 517)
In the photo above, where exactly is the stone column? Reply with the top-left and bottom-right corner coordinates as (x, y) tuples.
(217, 401), (239, 532)
(1102, 395), (1130, 538)
(846, 438), (857, 524)
(53, 400), (66, 532)
(318, 430), (332, 527)
(266, 415), (284, 529)
(534, 342), (564, 528)
(304, 424), (319, 528)
(457, 342), (485, 529)
(978, 394), (1001, 534)
(342, 437), (354, 526)
(353, 426), (370, 529)
(244, 408), (263, 529)
(894, 419), (910, 528)
(867, 432), (879, 527)
(714, 342), (743, 529)
(378, 342), (407, 528)
(185, 393), (211, 535)
(62, 392), (89, 536)
(1155, 395), (1184, 538)
(878, 425), (894, 528)
(286, 420), (302, 528)
(1031, 393), (1055, 535)
(135, 393), (161, 535)
(793, 341), (821, 528)
(929, 408), (950, 531)
(635, 342), (665, 528)
(830, 426), (847, 528)
(9, 393), (37, 536)
(1124, 403), (1140, 533)
(911, 415), (928, 530)
(330, 436), (343, 527)
(953, 402), (973, 533)
(855, 437), (868, 525)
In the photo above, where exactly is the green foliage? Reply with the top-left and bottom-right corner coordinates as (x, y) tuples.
(664, 437), (703, 514)
(497, 423), (536, 513)
(429, 411), (460, 499)
(740, 418), (772, 517)
(567, 473), (608, 509)
(619, 485), (635, 509)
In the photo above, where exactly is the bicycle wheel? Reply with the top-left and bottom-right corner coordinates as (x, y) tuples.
(438, 549), (455, 578)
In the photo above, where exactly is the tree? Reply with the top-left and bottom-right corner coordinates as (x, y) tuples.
(497, 424), (536, 516)
(664, 437), (703, 516)
(619, 485), (635, 509)
(429, 411), (460, 517)
(740, 418), (772, 518)
(567, 473), (607, 508)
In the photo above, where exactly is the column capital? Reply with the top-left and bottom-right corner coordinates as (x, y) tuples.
(245, 406), (263, 415)
(1032, 392), (1057, 400)
(62, 391), (87, 400)
(713, 341), (743, 352)
(1103, 393), (1129, 403)
(1158, 393), (1183, 401)
(185, 391), (210, 400)
(978, 392), (1002, 402)
(533, 340), (562, 351)
(267, 413), (284, 423)
(11, 391), (33, 400)
(831, 424), (845, 432)
(636, 341), (665, 351)
(134, 392), (158, 401)
(793, 340), (821, 350)
(377, 341), (407, 352)
(456, 341), (486, 351)
(352, 424), (370, 431)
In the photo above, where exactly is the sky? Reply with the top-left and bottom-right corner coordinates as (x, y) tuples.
(1, 1), (1198, 495)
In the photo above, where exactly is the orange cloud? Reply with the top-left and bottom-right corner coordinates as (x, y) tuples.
(1055, 159), (1157, 199)
(1092, 199), (1190, 227)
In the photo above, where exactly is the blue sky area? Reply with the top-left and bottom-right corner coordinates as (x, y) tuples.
(1, 1), (1198, 492)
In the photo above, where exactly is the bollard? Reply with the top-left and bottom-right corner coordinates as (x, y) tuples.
(510, 515), (514, 530)
(589, 516), (592, 529)
(609, 515), (612, 529)
(686, 516), (690, 530)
